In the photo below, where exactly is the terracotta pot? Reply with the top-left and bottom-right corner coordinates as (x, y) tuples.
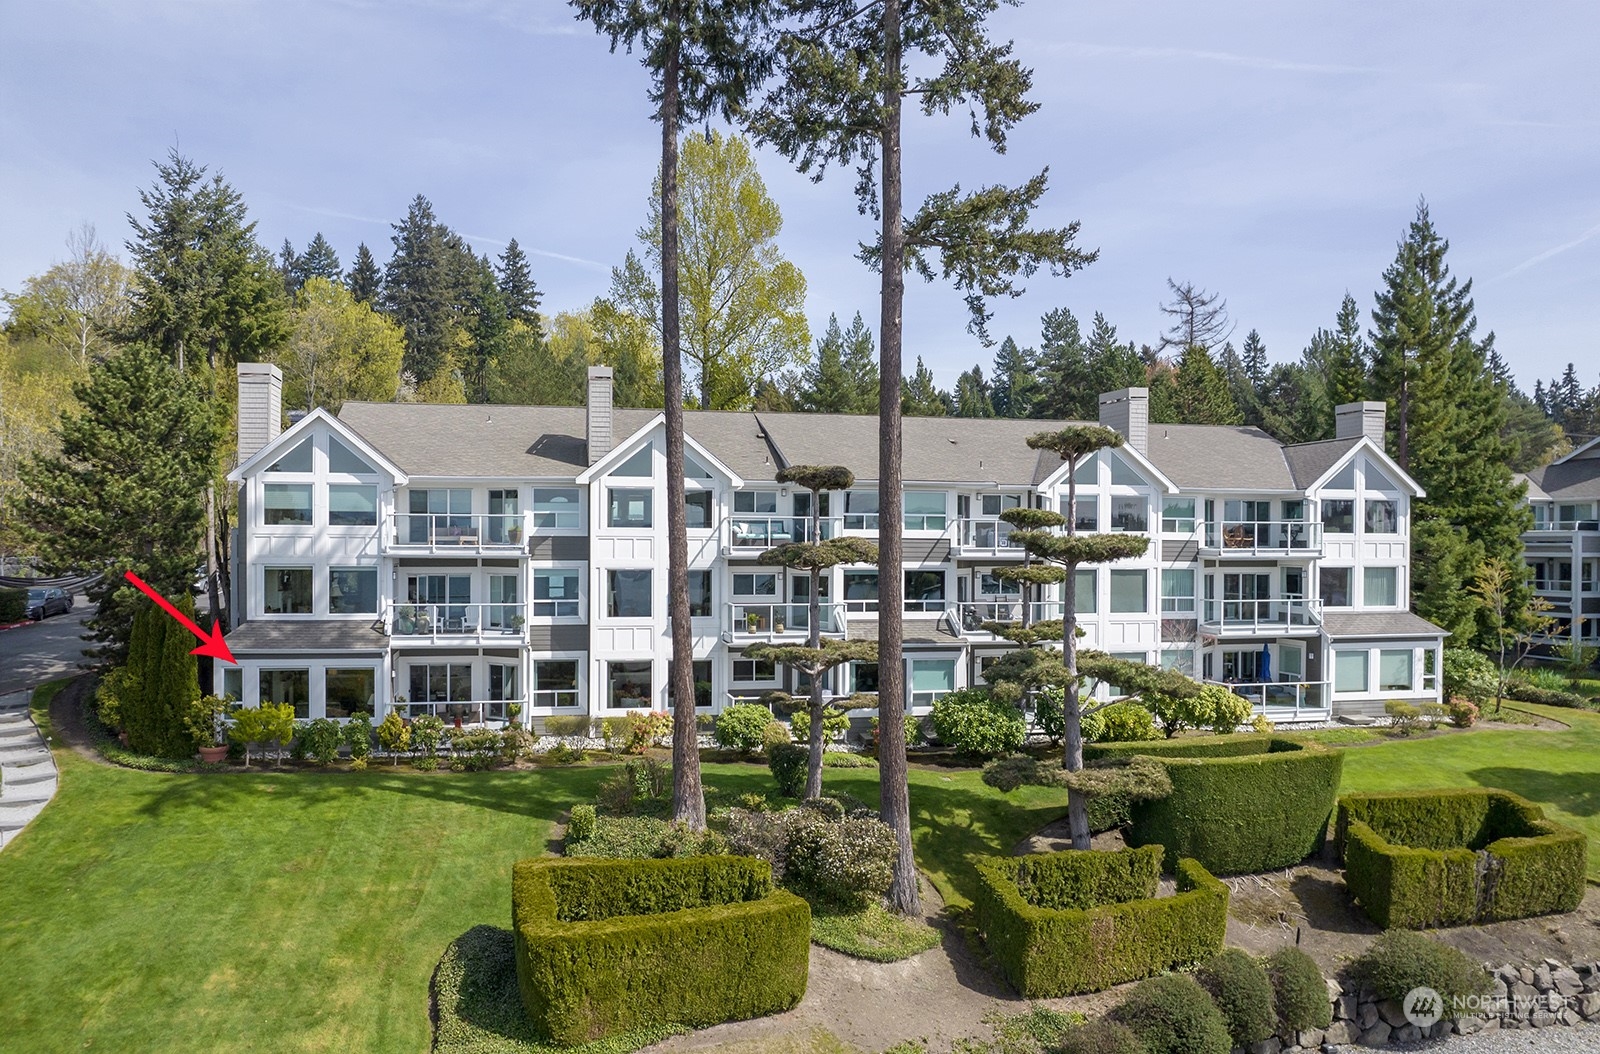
(198, 745), (229, 764)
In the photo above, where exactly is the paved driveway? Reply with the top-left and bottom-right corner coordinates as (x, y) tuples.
(0, 598), (93, 695)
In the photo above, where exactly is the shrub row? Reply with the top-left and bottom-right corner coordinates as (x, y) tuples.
(726, 802), (898, 910)
(1337, 788), (1587, 928)
(1087, 735), (1343, 874)
(974, 846), (1228, 996)
(1499, 680), (1589, 709)
(0, 588), (25, 623)
(512, 856), (809, 1044)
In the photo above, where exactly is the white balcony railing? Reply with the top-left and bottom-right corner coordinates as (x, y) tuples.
(1533, 579), (1574, 593)
(392, 698), (523, 724)
(726, 602), (845, 639)
(529, 689), (580, 710)
(1210, 680), (1330, 722)
(1200, 520), (1322, 554)
(1199, 598), (1321, 633)
(1531, 520), (1600, 533)
(386, 513), (528, 551)
(389, 603), (524, 639)
(951, 518), (1022, 555)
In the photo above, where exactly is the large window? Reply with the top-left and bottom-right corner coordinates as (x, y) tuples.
(325, 668), (375, 719)
(1160, 569), (1195, 613)
(614, 444), (653, 476)
(264, 483), (312, 526)
(685, 491), (713, 528)
(1334, 650), (1369, 693)
(409, 664), (473, 712)
(904, 492), (947, 530)
(1378, 649), (1413, 691)
(532, 487), (581, 529)
(1365, 499), (1398, 534)
(328, 484), (377, 526)
(1161, 498), (1196, 533)
(608, 661), (653, 708)
(843, 571), (878, 609)
(905, 570), (945, 610)
(327, 436), (374, 474)
(533, 569), (580, 617)
(733, 657), (777, 683)
(852, 662), (880, 694)
(487, 489), (519, 543)
(980, 494), (1020, 516)
(733, 573), (778, 597)
(265, 567), (313, 614)
(1109, 569), (1148, 613)
(1073, 498), (1098, 532)
(1320, 566), (1352, 607)
(221, 667), (243, 702)
(328, 568), (377, 614)
(668, 660), (713, 708)
(408, 488), (471, 543)
(687, 570), (712, 617)
(1364, 566), (1398, 608)
(259, 668), (310, 719)
(487, 574), (519, 629)
(267, 438), (313, 472)
(843, 491), (879, 529)
(607, 488), (652, 528)
(909, 658), (955, 706)
(1320, 499), (1355, 534)
(1110, 496), (1148, 532)
(607, 569), (652, 618)
(734, 491), (778, 514)
(1075, 569), (1097, 613)
(533, 661), (579, 708)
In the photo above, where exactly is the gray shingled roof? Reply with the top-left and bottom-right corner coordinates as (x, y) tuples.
(846, 620), (961, 644)
(1142, 424), (1297, 491)
(225, 619), (389, 653)
(1321, 611), (1448, 639)
(755, 413), (1071, 485)
(1525, 457), (1600, 502)
(1281, 437), (1361, 489)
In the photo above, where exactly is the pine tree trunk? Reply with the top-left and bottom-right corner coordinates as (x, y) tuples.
(805, 494), (825, 800)
(660, 33), (706, 831)
(877, 0), (920, 917)
(1062, 455), (1090, 849)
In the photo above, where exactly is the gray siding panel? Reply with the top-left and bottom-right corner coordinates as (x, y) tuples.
(905, 539), (951, 564)
(528, 624), (588, 651)
(1162, 539), (1199, 562)
(529, 535), (589, 561)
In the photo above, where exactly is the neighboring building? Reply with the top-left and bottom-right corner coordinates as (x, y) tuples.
(1519, 437), (1600, 645)
(221, 366), (1445, 728)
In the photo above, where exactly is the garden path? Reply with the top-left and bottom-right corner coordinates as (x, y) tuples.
(0, 690), (57, 848)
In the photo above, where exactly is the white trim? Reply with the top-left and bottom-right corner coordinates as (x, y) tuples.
(229, 408), (406, 484)
(1036, 442), (1177, 495)
(1303, 437), (1425, 498)
(575, 414), (746, 486)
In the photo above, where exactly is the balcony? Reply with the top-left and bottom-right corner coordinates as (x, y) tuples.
(950, 518), (1027, 557)
(947, 601), (1073, 637)
(391, 698), (524, 724)
(1529, 520), (1600, 534)
(384, 513), (528, 554)
(725, 602), (846, 642)
(1199, 598), (1321, 635)
(1210, 680), (1330, 722)
(1199, 520), (1321, 556)
(1533, 579), (1574, 593)
(388, 602), (525, 643)
(725, 516), (826, 552)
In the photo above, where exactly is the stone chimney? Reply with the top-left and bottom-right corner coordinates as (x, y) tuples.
(237, 362), (283, 463)
(1335, 401), (1386, 445)
(1098, 387), (1149, 456)
(586, 366), (615, 465)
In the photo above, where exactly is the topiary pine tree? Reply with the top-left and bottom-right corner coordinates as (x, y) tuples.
(150, 590), (202, 757)
(746, 464), (878, 799)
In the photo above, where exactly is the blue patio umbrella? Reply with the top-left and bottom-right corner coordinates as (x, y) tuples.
(1259, 644), (1272, 683)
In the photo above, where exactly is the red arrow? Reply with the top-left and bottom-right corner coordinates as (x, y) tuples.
(123, 571), (237, 665)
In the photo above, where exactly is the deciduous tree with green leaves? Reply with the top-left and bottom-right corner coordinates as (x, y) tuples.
(751, 0), (1095, 913)
(272, 278), (404, 414)
(574, 0), (775, 831)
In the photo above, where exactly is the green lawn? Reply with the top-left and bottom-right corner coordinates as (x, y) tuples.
(1338, 701), (1600, 880)
(0, 684), (1067, 1053)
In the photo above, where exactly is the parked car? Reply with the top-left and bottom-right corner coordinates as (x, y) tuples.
(26, 587), (72, 620)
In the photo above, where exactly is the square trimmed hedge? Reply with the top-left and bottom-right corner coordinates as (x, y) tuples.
(1337, 788), (1587, 929)
(974, 845), (1228, 996)
(511, 855), (810, 1044)
(1086, 735), (1343, 875)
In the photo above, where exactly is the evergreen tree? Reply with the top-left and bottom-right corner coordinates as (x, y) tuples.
(1300, 293), (1368, 439)
(346, 243), (382, 306)
(149, 589), (202, 757)
(1084, 312), (1145, 409)
(296, 232), (342, 285)
(1034, 307), (1091, 419)
(464, 255), (510, 404)
(278, 239), (300, 295)
(839, 312), (880, 409)
(496, 238), (544, 335)
(383, 194), (475, 384)
(953, 364), (995, 417)
(124, 149), (290, 374)
(9, 344), (219, 661)
(989, 335), (1037, 418)
(800, 314), (864, 413)
(1255, 362), (1327, 444)
(1155, 345), (1241, 425)
(1216, 340), (1256, 425)
(1239, 328), (1268, 389)
(902, 357), (951, 416)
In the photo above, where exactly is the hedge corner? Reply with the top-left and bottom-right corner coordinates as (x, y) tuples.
(973, 845), (1228, 997)
(1337, 788), (1587, 929)
(511, 855), (810, 1045)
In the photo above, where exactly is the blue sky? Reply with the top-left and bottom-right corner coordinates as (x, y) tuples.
(2, 0), (1597, 394)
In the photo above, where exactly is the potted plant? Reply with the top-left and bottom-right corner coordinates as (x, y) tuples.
(747, 611), (763, 633)
(186, 693), (232, 763)
(509, 614), (526, 635)
(507, 701), (523, 726)
(507, 524), (523, 544)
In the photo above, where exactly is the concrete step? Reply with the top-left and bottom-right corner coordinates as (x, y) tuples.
(2, 752), (53, 770)
(0, 711), (31, 727)
(0, 792), (53, 809)
(4, 769), (56, 789)
(0, 724), (36, 742)
(0, 749), (50, 767)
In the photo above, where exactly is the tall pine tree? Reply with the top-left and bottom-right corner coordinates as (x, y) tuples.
(1152, 345), (1241, 425)
(383, 195), (475, 384)
(799, 313), (879, 413)
(989, 335), (1037, 418)
(496, 238), (544, 335)
(902, 357), (950, 416)
(953, 364), (995, 417)
(296, 233), (342, 285)
(1034, 307), (1091, 419)
(347, 243), (382, 305)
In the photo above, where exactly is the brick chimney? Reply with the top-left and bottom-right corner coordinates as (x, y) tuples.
(1098, 387), (1149, 455)
(586, 366), (615, 465)
(237, 363), (283, 463)
(1335, 401), (1386, 445)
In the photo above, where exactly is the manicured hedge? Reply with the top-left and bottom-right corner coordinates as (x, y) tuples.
(1337, 788), (1587, 928)
(511, 856), (810, 1043)
(1086, 735), (1343, 875)
(0, 588), (26, 623)
(974, 845), (1228, 996)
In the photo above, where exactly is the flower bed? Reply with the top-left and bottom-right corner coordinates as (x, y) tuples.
(1086, 735), (1343, 875)
(973, 844), (1228, 996)
(1336, 788), (1587, 928)
(510, 855), (810, 1044)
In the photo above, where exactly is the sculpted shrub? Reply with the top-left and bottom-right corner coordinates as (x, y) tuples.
(375, 711), (410, 762)
(714, 703), (773, 753)
(930, 688), (1026, 757)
